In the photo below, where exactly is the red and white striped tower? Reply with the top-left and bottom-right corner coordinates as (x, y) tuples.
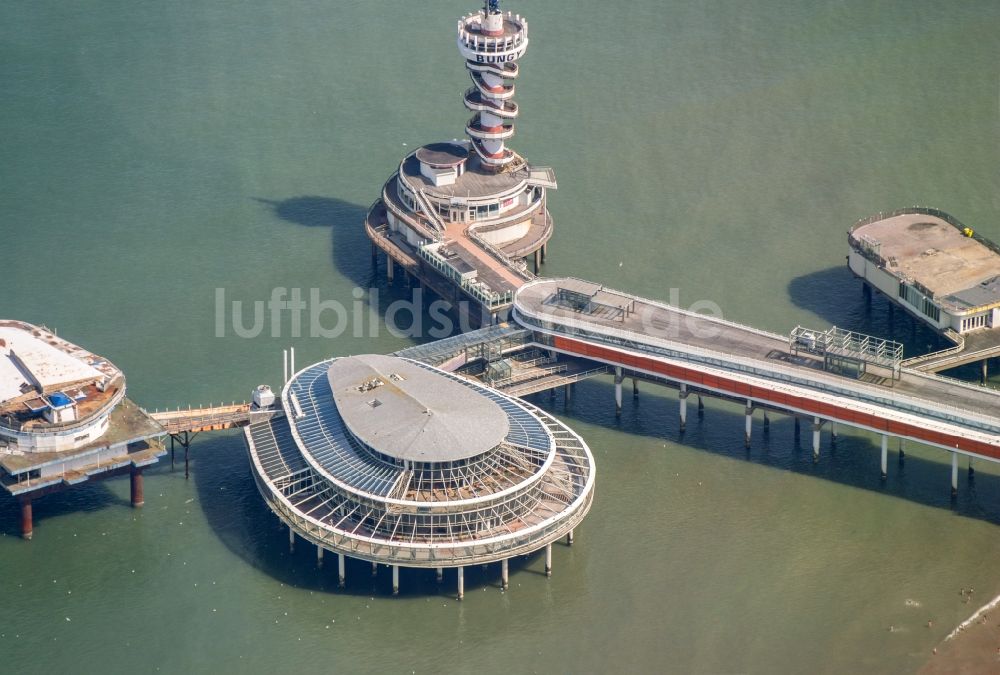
(458, 1), (529, 172)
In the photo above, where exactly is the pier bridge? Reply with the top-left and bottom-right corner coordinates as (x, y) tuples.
(147, 402), (284, 478)
(389, 274), (1000, 494)
(500, 278), (1000, 491)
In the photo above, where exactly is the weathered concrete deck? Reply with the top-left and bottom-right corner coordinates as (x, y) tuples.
(851, 212), (1000, 309)
(0, 398), (164, 476)
(0, 398), (167, 498)
(365, 199), (498, 316)
(2, 440), (164, 497)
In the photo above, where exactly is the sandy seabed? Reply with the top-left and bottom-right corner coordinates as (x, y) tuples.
(920, 594), (1000, 675)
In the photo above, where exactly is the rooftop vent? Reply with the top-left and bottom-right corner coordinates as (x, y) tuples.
(357, 378), (384, 393)
(367, 399), (382, 408)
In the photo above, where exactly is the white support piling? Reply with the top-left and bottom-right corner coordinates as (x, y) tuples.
(744, 400), (753, 448)
(812, 417), (821, 461)
(831, 421), (838, 443)
(880, 435), (888, 480)
(371, 561), (378, 577)
(614, 367), (623, 415)
(545, 543), (552, 577)
(288, 525), (295, 552)
(317, 545), (324, 568)
(392, 564), (399, 595)
(290, 347), (295, 377)
(567, 529), (574, 546)
(338, 553), (346, 588)
(436, 566), (443, 583)
(457, 566), (465, 600)
(283, 349), (288, 384)
(501, 559), (509, 590)
(952, 452), (959, 496)
(679, 383), (688, 432)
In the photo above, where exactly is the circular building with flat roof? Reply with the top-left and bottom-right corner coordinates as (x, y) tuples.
(327, 354), (508, 464)
(244, 354), (595, 598)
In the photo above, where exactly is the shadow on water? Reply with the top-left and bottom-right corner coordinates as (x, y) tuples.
(788, 266), (952, 358)
(257, 194), (488, 345)
(0, 482), (128, 538)
(189, 431), (534, 595)
(789, 266), (993, 382)
(528, 376), (1000, 526)
(256, 196), (374, 289)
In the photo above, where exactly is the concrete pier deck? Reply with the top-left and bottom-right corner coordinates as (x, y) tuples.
(514, 278), (1000, 459)
(1, 398), (166, 497)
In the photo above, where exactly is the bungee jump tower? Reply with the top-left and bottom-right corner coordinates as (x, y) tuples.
(460, 0), (525, 172)
(365, 0), (557, 322)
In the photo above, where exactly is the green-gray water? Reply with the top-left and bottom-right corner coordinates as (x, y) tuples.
(3, 1), (999, 672)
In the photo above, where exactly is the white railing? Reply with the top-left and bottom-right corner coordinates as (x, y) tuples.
(513, 300), (1000, 438)
(468, 198), (544, 234)
(250, 384), (594, 566)
(491, 364), (567, 387)
(381, 179), (436, 241)
(412, 188), (446, 231)
(457, 13), (528, 55)
(465, 228), (534, 280)
(416, 240), (520, 310)
(1, 385), (126, 436)
(502, 366), (611, 396)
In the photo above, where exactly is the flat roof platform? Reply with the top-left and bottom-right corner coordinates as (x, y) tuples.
(0, 320), (121, 410)
(402, 151), (525, 200)
(851, 213), (1000, 311)
(414, 142), (468, 167)
(328, 354), (509, 464)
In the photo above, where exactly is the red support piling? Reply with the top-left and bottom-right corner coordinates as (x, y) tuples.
(19, 497), (33, 540)
(130, 467), (144, 507)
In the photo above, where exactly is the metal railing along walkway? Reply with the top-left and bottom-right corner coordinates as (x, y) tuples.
(148, 403), (282, 434)
(513, 279), (1000, 455)
(499, 366), (611, 397)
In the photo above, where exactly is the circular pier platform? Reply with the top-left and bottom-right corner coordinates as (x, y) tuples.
(245, 354), (594, 595)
